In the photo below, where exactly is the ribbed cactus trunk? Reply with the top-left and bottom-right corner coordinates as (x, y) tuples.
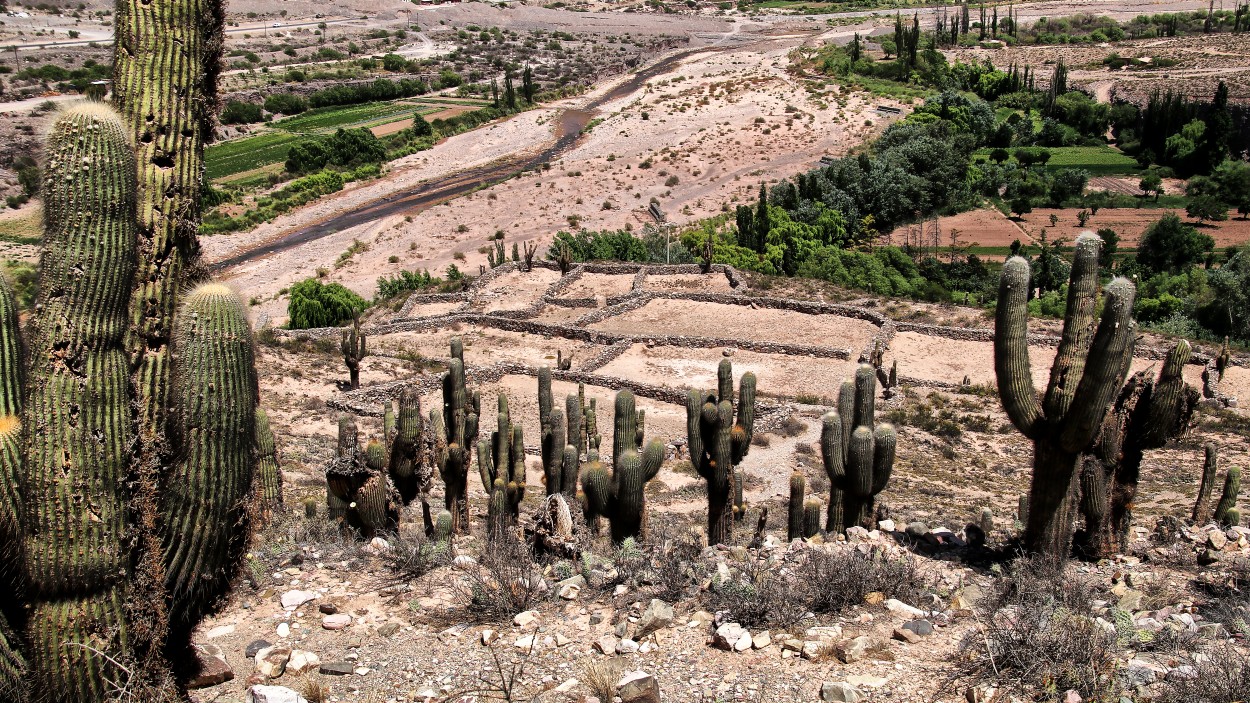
(256, 409), (283, 508)
(995, 233), (1138, 559)
(1193, 443), (1219, 524)
(341, 316), (366, 390)
(787, 471), (805, 542)
(435, 340), (479, 534)
(1214, 465), (1241, 527)
(577, 390), (662, 544)
(20, 104), (141, 700)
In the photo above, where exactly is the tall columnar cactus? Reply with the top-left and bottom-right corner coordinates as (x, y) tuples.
(1078, 340), (1198, 558)
(327, 414), (358, 522)
(788, 471), (805, 542)
(688, 359), (756, 545)
(580, 390), (664, 544)
(995, 232), (1138, 558)
(821, 364), (896, 531)
(387, 388), (426, 507)
(478, 393), (527, 525)
(1214, 465), (1241, 528)
(256, 408), (283, 509)
(0, 99), (259, 698)
(432, 338), (480, 534)
(1193, 443), (1220, 524)
(341, 315), (367, 390)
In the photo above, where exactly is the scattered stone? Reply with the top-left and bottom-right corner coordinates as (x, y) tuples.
(245, 640), (272, 659)
(481, 629), (498, 645)
(878, 519), (896, 532)
(204, 625), (235, 640)
(820, 681), (864, 703)
(319, 661), (354, 676)
(187, 644), (233, 689)
(712, 623), (751, 652)
(1198, 548), (1221, 566)
(275, 623), (290, 639)
(280, 590), (316, 609)
(1063, 690), (1082, 703)
(801, 640), (829, 660)
(516, 634), (539, 650)
(322, 614), (352, 630)
(452, 555), (476, 566)
(555, 633), (571, 647)
(834, 636), (870, 663)
(892, 627), (921, 644)
(377, 622), (400, 638)
(884, 599), (926, 618)
(514, 610), (540, 628)
(617, 670), (661, 703)
(846, 675), (888, 689)
(965, 685), (996, 703)
(318, 603), (338, 615)
(863, 592), (884, 605)
(247, 685), (308, 703)
(902, 619), (934, 636)
(255, 646), (291, 679)
(354, 666), (371, 676)
(594, 635), (619, 655)
(1208, 531), (1228, 550)
(1166, 665), (1198, 682)
(286, 650), (320, 676)
(752, 630), (771, 649)
(557, 576), (585, 600)
(615, 638), (639, 655)
(1117, 589), (1145, 612)
(637, 599), (674, 637)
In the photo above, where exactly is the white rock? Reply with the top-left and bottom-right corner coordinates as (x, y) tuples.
(615, 638), (640, 654)
(275, 623), (291, 638)
(453, 555), (477, 566)
(820, 682), (863, 703)
(286, 650), (320, 676)
(248, 685), (309, 703)
(204, 624), (235, 640)
(514, 610), (540, 628)
(877, 519), (896, 532)
(321, 614), (352, 630)
(515, 635), (539, 650)
(752, 630), (771, 649)
(280, 590), (317, 609)
(354, 666), (371, 676)
(481, 629), (497, 645)
(884, 598), (927, 618)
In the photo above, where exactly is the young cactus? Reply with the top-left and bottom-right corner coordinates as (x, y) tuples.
(579, 390), (664, 544)
(1214, 465), (1241, 528)
(1193, 443), (1219, 524)
(788, 471), (805, 542)
(995, 231), (1139, 558)
(688, 359), (756, 545)
(803, 499), (822, 539)
(342, 314), (368, 390)
(822, 364), (897, 531)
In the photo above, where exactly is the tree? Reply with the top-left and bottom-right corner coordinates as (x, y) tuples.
(1186, 195), (1229, 223)
(413, 111), (433, 138)
(754, 182), (770, 254)
(491, 77), (499, 109)
(1212, 159), (1250, 218)
(503, 70), (517, 110)
(1137, 212), (1215, 275)
(522, 63), (535, 103)
(1047, 168), (1089, 207)
(1139, 172), (1163, 201)
(734, 205), (754, 249)
(1010, 196), (1033, 218)
(289, 278), (369, 329)
(989, 147), (1010, 164)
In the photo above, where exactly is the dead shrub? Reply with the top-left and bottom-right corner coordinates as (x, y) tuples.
(451, 536), (548, 622)
(705, 553), (809, 629)
(799, 546), (930, 615)
(1154, 643), (1250, 703)
(983, 554), (1099, 615)
(377, 529), (451, 589)
(777, 415), (807, 437)
(580, 659), (626, 701)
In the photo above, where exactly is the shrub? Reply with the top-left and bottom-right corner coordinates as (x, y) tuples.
(263, 93), (308, 115)
(376, 268), (441, 300)
(287, 278), (368, 329)
(221, 100), (263, 124)
(451, 537), (547, 622)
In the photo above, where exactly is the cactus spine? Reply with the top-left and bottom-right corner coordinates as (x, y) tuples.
(341, 315), (367, 390)
(1214, 465), (1241, 528)
(256, 408), (283, 508)
(433, 338), (480, 534)
(788, 471), (805, 542)
(1193, 443), (1219, 524)
(995, 232), (1138, 558)
(1078, 340), (1198, 557)
(579, 390), (663, 544)
(688, 359), (756, 545)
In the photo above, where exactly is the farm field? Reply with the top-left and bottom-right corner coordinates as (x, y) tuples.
(973, 145), (1141, 175)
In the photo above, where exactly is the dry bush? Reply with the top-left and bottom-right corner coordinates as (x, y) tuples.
(298, 676), (329, 703)
(706, 553), (809, 629)
(799, 546), (930, 615)
(1200, 556), (1250, 638)
(1154, 643), (1250, 703)
(952, 555), (1120, 701)
(377, 528), (451, 589)
(580, 659), (626, 701)
(451, 536), (548, 622)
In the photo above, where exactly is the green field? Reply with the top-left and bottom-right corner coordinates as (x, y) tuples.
(975, 145), (1140, 176)
(206, 131), (301, 181)
(273, 101), (423, 134)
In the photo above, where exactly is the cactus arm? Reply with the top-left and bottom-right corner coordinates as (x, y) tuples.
(538, 365), (553, 426)
(732, 372), (757, 463)
(821, 411), (846, 531)
(837, 380), (855, 462)
(717, 358), (734, 405)
(542, 408), (566, 495)
(560, 444), (579, 499)
(1140, 340), (1194, 447)
(641, 439), (664, 482)
(686, 390), (707, 478)
(610, 450), (645, 543)
(0, 612), (25, 699)
(565, 394), (583, 459)
(510, 425), (526, 509)
(635, 409), (645, 450)
(256, 408), (283, 506)
(478, 439), (494, 493)
(994, 256), (1044, 439)
(1059, 278), (1137, 452)
(0, 276), (23, 557)
(1042, 233), (1103, 420)
(871, 424), (896, 495)
(853, 364), (876, 431)
(612, 390), (637, 467)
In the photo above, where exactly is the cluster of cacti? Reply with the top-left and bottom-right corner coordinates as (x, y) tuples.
(1078, 339), (1199, 557)
(388, 388), (432, 526)
(431, 337), (482, 533)
(326, 414), (400, 536)
(0, 0), (264, 692)
(1197, 444), (1243, 528)
(554, 240), (575, 275)
(487, 235), (507, 268)
(820, 364), (897, 532)
(341, 315), (368, 390)
(1214, 465), (1241, 527)
(557, 349), (573, 371)
(688, 359), (756, 545)
(538, 367), (578, 498)
(478, 394), (528, 538)
(1201, 336), (1235, 406)
(995, 232), (1140, 558)
(579, 390), (665, 544)
(868, 340), (899, 399)
(522, 240), (538, 271)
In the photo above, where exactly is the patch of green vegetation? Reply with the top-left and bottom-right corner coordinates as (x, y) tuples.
(273, 101), (422, 133)
(205, 131), (301, 180)
(0, 210), (41, 245)
(976, 146), (1140, 175)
